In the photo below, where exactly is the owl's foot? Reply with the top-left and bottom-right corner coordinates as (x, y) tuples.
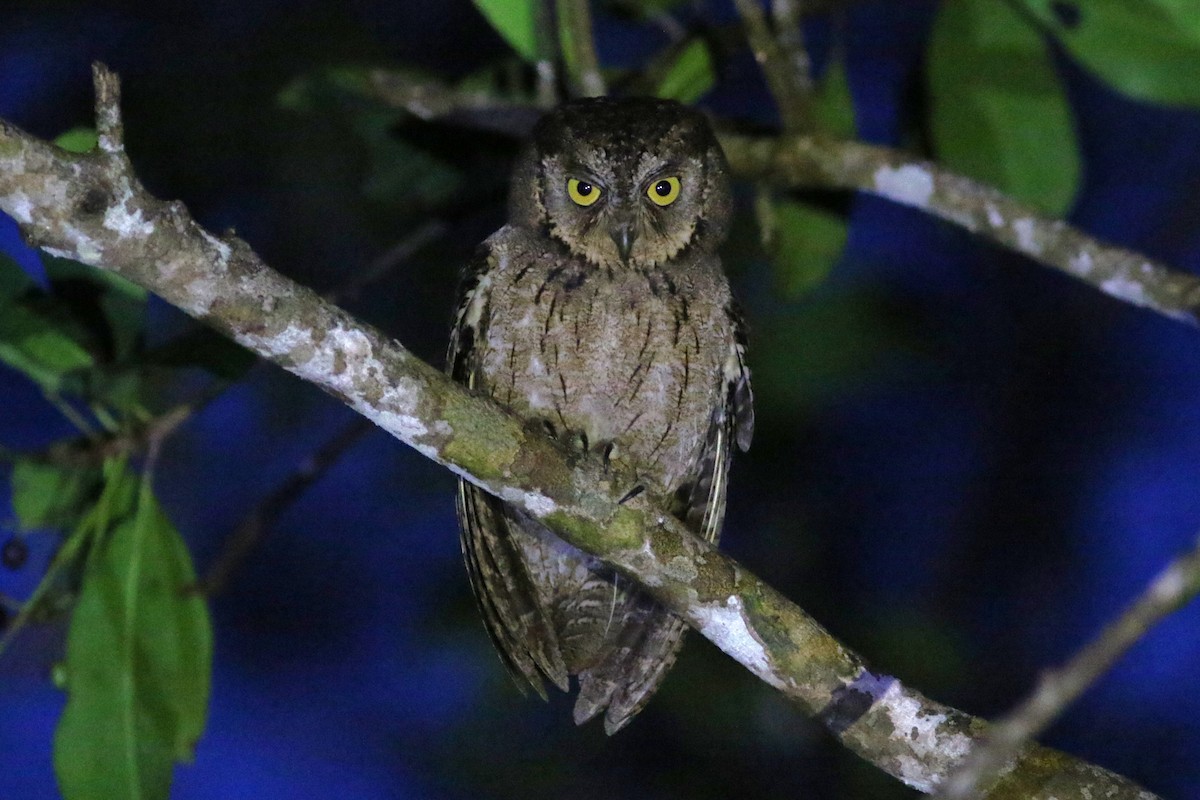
(545, 424), (645, 504)
(594, 441), (645, 504)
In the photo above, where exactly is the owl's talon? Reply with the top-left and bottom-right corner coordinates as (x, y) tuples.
(618, 485), (645, 505)
(602, 442), (616, 471)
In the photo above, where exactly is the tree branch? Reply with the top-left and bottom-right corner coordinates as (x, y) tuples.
(357, 72), (1200, 328)
(720, 133), (1200, 324)
(0, 63), (1161, 800)
(557, 0), (607, 97)
(770, 0), (815, 100)
(937, 532), (1200, 799)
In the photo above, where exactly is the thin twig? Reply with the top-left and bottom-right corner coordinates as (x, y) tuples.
(732, 0), (812, 130)
(365, 71), (541, 138)
(329, 219), (448, 305)
(16, 405), (193, 470)
(936, 532), (1200, 798)
(354, 74), (1200, 327)
(92, 62), (124, 155)
(557, 0), (607, 97)
(194, 415), (374, 596)
(43, 392), (99, 438)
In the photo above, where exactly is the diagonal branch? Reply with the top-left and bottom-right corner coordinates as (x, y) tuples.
(357, 72), (1200, 328)
(937, 532), (1200, 799)
(720, 133), (1200, 324)
(0, 63), (1160, 800)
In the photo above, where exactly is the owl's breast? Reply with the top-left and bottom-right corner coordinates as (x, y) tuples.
(479, 249), (731, 493)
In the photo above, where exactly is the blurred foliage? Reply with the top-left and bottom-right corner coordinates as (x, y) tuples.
(472, 0), (541, 61)
(10, 459), (100, 532)
(0, 245), (223, 800)
(1018, 0), (1200, 107)
(764, 54), (853, 300)
(809, 54), (855, 140)
(927, 0), (1080, 214)
(654, 39), (716, 104)
(769, 198), (847, 298)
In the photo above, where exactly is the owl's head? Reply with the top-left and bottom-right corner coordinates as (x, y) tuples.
(509, 97), (732, 270)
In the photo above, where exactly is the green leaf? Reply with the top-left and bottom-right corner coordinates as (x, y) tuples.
(354, 110), (464, 205)
(927, 0), (1079, 214)
(0, 253), (35, 303)
(472, 0), (539, 61)
(655, 40), (715, 104)
(277, 67), (377, 112)
(811, 55), (856, 139)
(55, 469), (212, 800)
(771, 199), (847, 298)
(754, 293), (906, 413)
(54, 128), (99, 154)
(42, 255), (148, 364)
(10, 459), (99, 531)
(0, 304), (95, 391)
(44, 256), (148, 304)
(1019, 0), (1200, 106)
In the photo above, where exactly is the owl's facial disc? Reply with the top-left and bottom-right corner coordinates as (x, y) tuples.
(545, 164), (697, 268)
(513, 98), (732, 269)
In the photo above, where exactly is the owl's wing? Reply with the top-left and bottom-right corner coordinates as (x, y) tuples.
(574, 302), (755, 734)
(688, 300), (754, 543)
(447, 247), (569, 697)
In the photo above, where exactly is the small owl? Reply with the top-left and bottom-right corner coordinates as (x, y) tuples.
(447, 97), (753, 733)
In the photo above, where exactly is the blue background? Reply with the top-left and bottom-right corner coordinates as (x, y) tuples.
(3, 1), (1200, 798)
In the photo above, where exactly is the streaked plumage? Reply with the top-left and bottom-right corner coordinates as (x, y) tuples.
(447, 97), (753, 733)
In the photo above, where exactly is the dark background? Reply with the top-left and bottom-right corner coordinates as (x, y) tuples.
(3, 1), (1200, 798)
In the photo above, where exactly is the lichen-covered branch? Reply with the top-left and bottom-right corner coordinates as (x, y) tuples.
(720, 133), (1200, 325)
(936, 532), (1200, 799)
(0, 64), (1159, 799)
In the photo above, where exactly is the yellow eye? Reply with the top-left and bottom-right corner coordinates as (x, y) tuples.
(647, 176), (681, 206)
(567, 178), (602, 207)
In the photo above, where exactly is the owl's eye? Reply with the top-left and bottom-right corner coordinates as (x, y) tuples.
(567, 178), (602, 207)
(647, 176), (682, 206)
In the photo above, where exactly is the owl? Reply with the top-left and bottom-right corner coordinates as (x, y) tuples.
(447, 97), (753, 734)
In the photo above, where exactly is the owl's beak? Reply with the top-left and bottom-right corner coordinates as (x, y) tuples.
(610, 221), (638, 263)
